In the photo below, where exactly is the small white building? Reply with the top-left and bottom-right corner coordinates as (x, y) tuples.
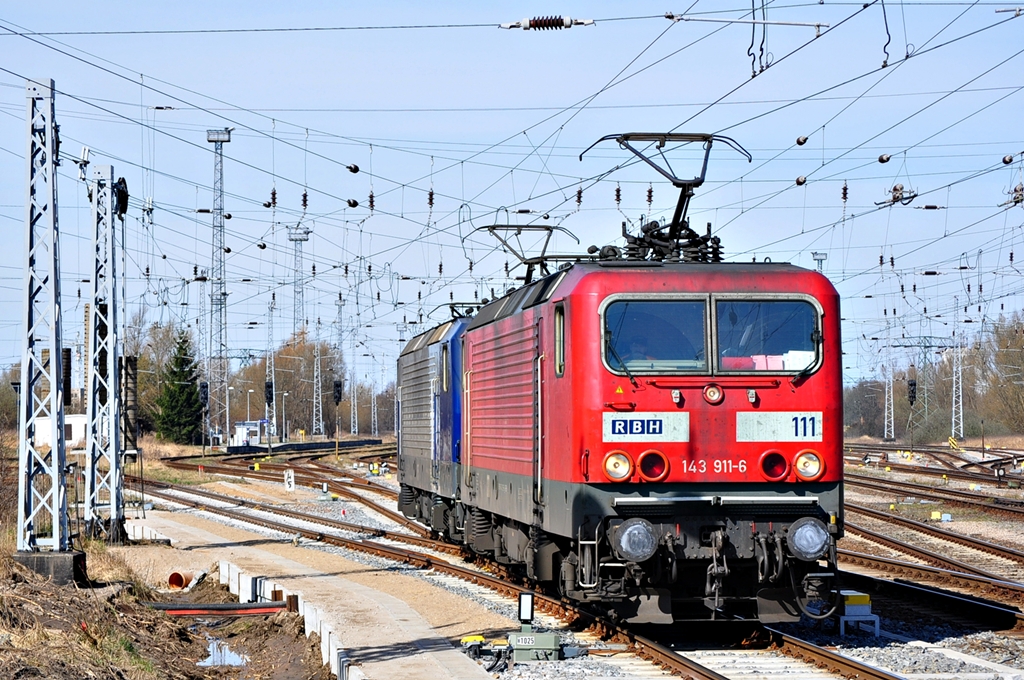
(32, 414), (88, 449)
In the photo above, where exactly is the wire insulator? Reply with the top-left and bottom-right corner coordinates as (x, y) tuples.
(474, 290), (478, 300)
(900, 284), (904, 294)
(528, 15), (569, 29)
(312, 264), (316, 276)
(439, 262), (443, 275)
(841, 182), (848, 202)
(450, 291), (454, 301)
(271, 188), (277, 208)
(890, 256), (894, 268)
(428, 189), (434, 208)
(368, 191), (375, 212)
(1011, 251), (1015, 264)
(615, 184), (621, 206)
(468, 260), (474, 272)
(418, 290), (421, 301)
(368, 263), (372, 275)
(504, 261), (509, 275)
(344, 264), (349, 276)
(879, 254), (884, 267)
(924, 306), (927, 313)
(302, 190), (308, 210)
(912, 284), (916, 293)
(576, 187), (583, 206)
(377, 292), (381, 302)
(967, 283), (971, 293)
(646, 184), (653, 207)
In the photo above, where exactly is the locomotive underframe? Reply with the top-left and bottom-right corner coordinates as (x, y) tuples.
(399, 466), (842, 622)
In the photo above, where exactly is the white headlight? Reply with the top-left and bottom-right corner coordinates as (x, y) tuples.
(611, 518), (659, 562)
(794, 451), (823, 480)
(603, 451), (633, 481)
(787, 517), (830, 561)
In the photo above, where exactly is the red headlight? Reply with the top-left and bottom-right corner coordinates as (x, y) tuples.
(637, 450), (669, 482)
(759, 450), (789, 481)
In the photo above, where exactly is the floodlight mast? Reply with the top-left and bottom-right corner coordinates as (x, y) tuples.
(207, 127), (231, 444)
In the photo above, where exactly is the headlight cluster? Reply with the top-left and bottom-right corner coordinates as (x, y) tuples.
(758, 449), (826, 481)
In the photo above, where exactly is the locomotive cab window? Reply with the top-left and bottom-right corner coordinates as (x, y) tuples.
(716, 300), (819, 373)
(604, 300), (707, 373)
(441, 344), (450, 392)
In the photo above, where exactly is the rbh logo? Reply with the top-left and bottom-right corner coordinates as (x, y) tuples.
(611, 419), (664, 435)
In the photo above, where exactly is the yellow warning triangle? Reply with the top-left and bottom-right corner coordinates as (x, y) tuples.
(615, 386), (624, 394)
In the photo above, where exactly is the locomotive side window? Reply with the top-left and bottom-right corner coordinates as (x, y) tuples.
(716, 300), (818, 372)
(441, 344), (450, 392)
(554, 304), (565, 377)
(604, 300), (707, 373)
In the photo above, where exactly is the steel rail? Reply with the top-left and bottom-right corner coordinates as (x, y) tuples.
(159, 458), (424, 534)
(844, 520), (1010, 580)
(132, 478), (460, 555)
(764, 628), (905, 680)
(846, 474), (1024, 518)
(839, 549), (1024, 609)
(847, 502), (1024, 565)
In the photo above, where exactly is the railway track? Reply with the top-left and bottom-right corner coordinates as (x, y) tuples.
(139, 462), (906, 679)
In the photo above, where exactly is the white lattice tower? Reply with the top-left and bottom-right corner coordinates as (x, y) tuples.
(266, 295), (277, 439)
(17, 79), (69, 552)
(350, 335), (359, 435)
(883, 362), (894, 440)
(312, 318), (324, 435)
(289, 222), (311, 336)
(207, 128), (231, 441)
(370, 364), (379, 437)
(952, 297), (964, 439)
(84, 165), (123, 542)
(197, 268), (209, 442)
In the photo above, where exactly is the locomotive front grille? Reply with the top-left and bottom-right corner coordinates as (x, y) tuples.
(612, 496), (822, 519)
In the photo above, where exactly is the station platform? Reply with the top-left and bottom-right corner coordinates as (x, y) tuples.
(123, 511), (492, 680)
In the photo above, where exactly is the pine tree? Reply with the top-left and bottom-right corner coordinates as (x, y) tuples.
(155, 331), (204, 444)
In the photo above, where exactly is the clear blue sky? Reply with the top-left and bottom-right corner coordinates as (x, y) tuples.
(1, 1), (1022, 389)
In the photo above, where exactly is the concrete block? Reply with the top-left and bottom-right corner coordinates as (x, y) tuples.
(320, 623), (332, 666)
(303, 604), (318, 638)
(218, 560), (230, 585)
(13, 551), (87, 586)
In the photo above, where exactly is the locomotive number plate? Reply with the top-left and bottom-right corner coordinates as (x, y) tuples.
(516, 636), (536, 646)
(603, 412), (690, 442)
(736, 411), (823, 442)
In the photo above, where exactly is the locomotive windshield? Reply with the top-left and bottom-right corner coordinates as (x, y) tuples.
(604, 300), (707, 372)
(716, 300), (818, 372)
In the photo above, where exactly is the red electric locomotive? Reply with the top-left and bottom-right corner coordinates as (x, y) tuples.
(398, 134), (843, 622)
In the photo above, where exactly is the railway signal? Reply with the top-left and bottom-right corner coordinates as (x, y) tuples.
(907, 379), (917, 406)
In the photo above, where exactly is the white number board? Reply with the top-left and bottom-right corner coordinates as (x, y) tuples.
(603, 412), (690, 443)
(736, 411), (823, 442)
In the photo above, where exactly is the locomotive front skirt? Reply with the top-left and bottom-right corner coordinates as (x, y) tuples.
(397, 260), (843, 623)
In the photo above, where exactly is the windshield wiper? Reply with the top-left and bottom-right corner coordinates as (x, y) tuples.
(605, 333), (639, 388)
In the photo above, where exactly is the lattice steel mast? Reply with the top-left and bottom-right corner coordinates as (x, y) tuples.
(17, 78), (69, 553)
(952, 297), (964, 439)
(207, 128), (231, 443)
(265, 294), (277, 441)
(288, 220), (311, 336)
(312, 318), (324, 435)
(84, 164), (124, 542)
(882, 363), (894, 441)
